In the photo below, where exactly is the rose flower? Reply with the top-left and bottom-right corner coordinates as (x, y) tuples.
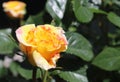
(16, 24), (68, 70)
(3, 1), (26, 19)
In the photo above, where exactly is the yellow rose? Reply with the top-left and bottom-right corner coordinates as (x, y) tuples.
(16, 24), (68, 70)
(3, 1), (26, 19)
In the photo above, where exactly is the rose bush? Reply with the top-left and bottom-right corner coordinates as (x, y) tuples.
(15, 24), (68, 70)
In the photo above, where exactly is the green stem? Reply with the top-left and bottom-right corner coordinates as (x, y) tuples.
(32, 67), (37, 82)
(43, 70), (48, 82)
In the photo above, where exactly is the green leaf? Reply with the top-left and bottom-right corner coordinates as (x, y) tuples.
(0, 28), (11, 34)
(73, 0), (91, 10)
(25, 12), (44, 25)
(73, 0), (93, 23)
(17, 66), (32, 80)
(65, 32), (94, 61)
(73, 0), (80, 12)
(107, 12), (120, 28)
(92, 47), (120, 71)
(103, 79), (110, 82)
(46, 0), (67, 20)
(0, 29), (17, 54)
(75, 65), (88, 76)
(18, 66), (41, 80)
(0, 60), (8, 78)
(25, 16), (35, 24)
(90, 8), (107, 15)
(58, 71), (88, 82)
(9, 62), (19, 76)
(74, 6), (93, 23)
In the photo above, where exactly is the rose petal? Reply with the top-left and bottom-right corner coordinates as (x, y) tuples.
(16, 24), (35, 46)
(32, 51), (59, 70)
(3, 1), (26, 17)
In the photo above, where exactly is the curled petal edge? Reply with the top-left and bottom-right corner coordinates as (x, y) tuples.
(32, 51), (60, 70)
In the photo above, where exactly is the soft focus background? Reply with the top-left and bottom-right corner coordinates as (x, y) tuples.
(1, 0), (120, 82)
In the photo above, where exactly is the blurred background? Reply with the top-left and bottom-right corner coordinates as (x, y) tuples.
(1, 0), (120, 82)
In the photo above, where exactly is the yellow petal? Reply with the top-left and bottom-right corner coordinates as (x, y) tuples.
(3, 1), (26, 17)
(3, 1), (26, 10)
(32, 51), (59, 70)
(16, 24), (35, 46)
